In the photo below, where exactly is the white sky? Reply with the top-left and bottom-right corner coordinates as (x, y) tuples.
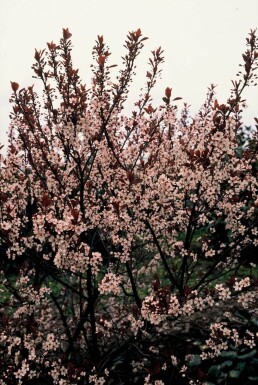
(1, 0), (258, 149)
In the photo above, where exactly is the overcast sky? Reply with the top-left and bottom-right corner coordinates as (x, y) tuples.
(1, 0), (258, 149)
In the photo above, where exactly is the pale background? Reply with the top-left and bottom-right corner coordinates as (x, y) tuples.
(1, 0), (258, 150)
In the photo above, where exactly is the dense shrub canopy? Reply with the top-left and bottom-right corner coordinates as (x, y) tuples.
(0, 28), (258, 385)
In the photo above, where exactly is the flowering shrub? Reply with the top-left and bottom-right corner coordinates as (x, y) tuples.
(0, 27), (258, 384)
